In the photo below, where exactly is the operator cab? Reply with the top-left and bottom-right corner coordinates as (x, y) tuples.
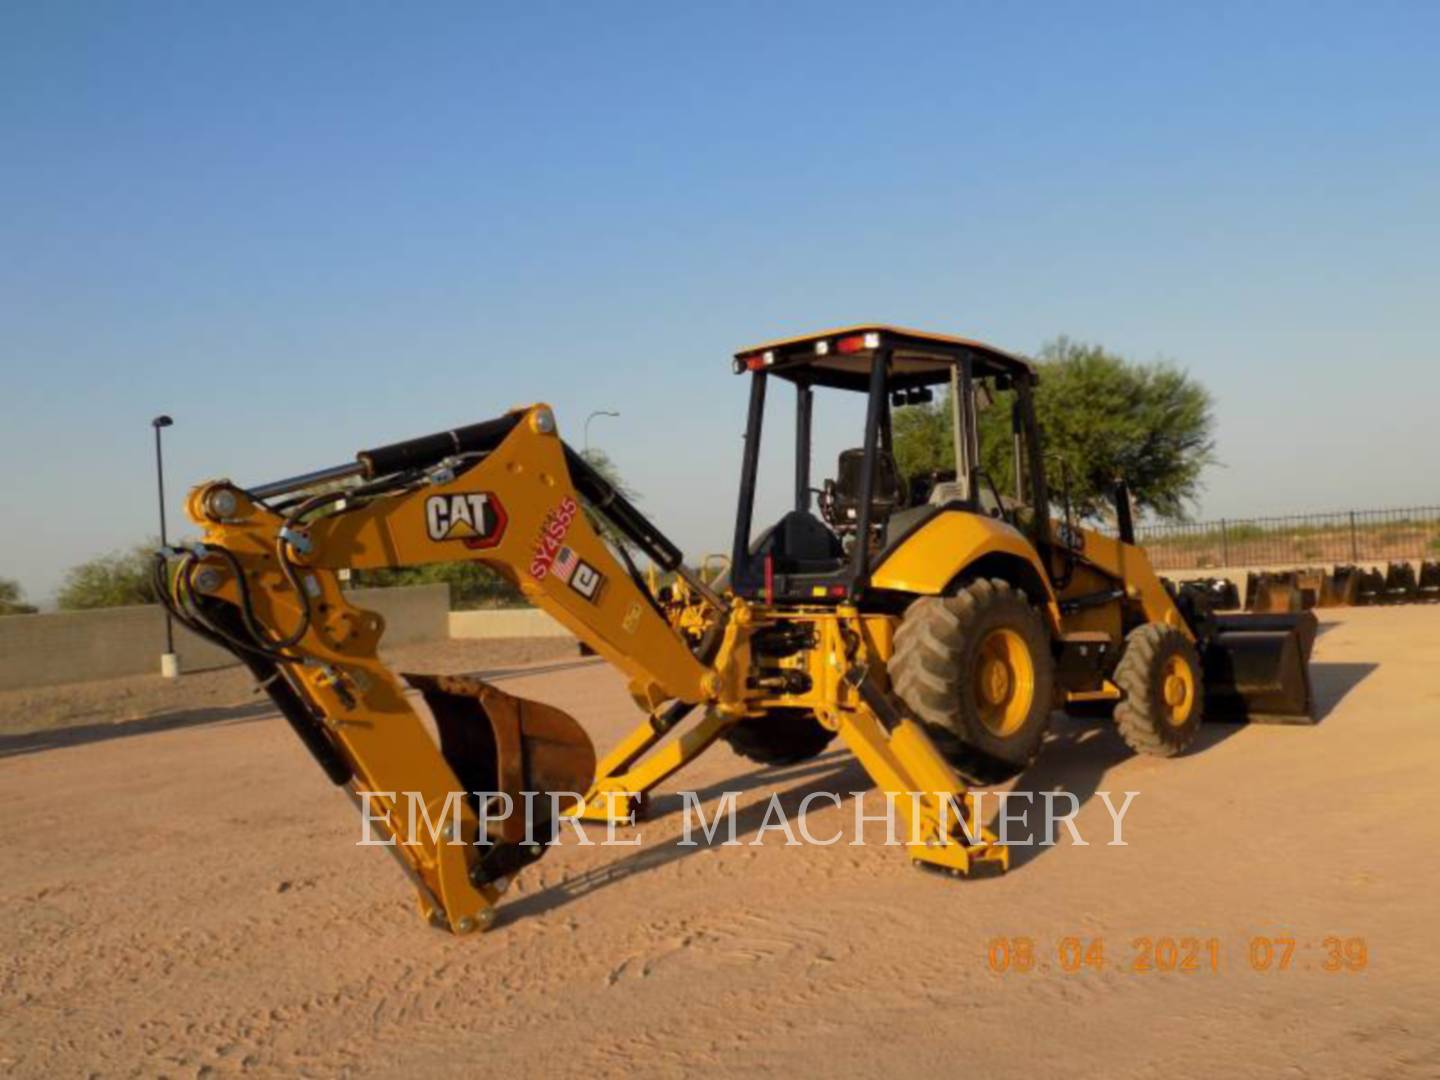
(728, 325), (1049, 604)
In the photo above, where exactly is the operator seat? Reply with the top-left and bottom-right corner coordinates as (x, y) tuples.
(822, 448), (904, 532)
(752, 510), (846, 574)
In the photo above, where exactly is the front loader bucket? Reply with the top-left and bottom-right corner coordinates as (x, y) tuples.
(403, 674), (596, 878)
(1201, 611), (1319, 724)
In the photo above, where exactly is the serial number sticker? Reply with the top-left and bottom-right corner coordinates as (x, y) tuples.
(529, 497), (579, 580)
(985, 936), (1369, 975)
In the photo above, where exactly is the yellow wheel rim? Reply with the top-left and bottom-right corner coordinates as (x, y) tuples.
(973, 628), (1035, 737)
(1161, 654), (1196, 726)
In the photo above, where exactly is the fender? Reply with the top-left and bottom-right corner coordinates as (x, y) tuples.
(871, 511), (1062, 629)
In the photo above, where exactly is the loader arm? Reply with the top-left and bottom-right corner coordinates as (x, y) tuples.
(1052, 522), (1317, 722)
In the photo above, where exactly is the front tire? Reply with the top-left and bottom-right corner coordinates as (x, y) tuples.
(888, 579), (1055, 784)
(1112, 623), (1204, 756)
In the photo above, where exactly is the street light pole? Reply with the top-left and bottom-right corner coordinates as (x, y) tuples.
(152, 415), (178, 678)
(584, 409), (620, 456)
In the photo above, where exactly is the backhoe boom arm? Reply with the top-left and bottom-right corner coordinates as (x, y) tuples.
(162, 403), (1004, 935)
(162, 406), (720, 932)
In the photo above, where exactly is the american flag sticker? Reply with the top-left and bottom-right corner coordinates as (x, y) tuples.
(550, 545), (579, 584)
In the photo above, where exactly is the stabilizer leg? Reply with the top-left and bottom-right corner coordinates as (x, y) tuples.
(836, 665), (1008, 875)
(573, 706), (734, 823)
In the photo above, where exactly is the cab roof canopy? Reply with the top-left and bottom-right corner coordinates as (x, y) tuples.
(733, 324), (1036, 392)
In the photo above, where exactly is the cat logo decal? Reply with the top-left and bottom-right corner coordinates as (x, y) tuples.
(425, 492), (508, 549)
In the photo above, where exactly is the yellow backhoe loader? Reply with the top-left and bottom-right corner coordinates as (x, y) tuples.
(158, 326), (1316, 934)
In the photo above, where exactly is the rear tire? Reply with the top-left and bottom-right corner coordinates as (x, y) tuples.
(1113, 623), (1204, 756)
(888, 579), (1054, 784)
(721, 708), (836, 766)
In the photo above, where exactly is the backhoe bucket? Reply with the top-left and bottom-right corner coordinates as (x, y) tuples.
(1383, 561), (1418, 604)
(1177, 576), (1240, 610)
(1420, 561), (1440, 602)
(1355, 567), (1385, 605)
(403, 674), (596, 871)
(1247, 571), (1304, 613)
(1295, 568), (1325, 610)
(1319, 565), (1359, 607)
(1201, 612), (1318, 724)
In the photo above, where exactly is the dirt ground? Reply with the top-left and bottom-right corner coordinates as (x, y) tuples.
(3, 607), (1438, 1078)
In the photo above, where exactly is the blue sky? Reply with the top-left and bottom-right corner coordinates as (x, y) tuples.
(2, 1), (1437, 605)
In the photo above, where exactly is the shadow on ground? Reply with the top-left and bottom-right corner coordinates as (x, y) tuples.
(507, 655), (1386, 919)
(996, 714), (1246, 869)
(0, 698), (279, 759)
(502, 751), (872, 924)
(1309, 661), (1379, 721)
(997, 656), (1378, 866)
(504, 710), (1255, 923)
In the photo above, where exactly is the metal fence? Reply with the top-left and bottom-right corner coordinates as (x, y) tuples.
(1134, 506), (1440, 571)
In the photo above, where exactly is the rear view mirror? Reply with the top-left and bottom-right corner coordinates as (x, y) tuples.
(891, 387), (935, 407)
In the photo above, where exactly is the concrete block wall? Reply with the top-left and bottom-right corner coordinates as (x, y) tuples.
(448, 607), (573, 640)
(353, 584), (451, 646)
(0, 584), (450, 691)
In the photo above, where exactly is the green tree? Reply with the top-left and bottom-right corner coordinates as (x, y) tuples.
(1026, 338), (1215, 520)
(0, 577), (37, 615)
(892, 338), (1215, 522)
(57, 542), (160, 609)
(891, 395), (955, 483)
(352, 561), (523, 609)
